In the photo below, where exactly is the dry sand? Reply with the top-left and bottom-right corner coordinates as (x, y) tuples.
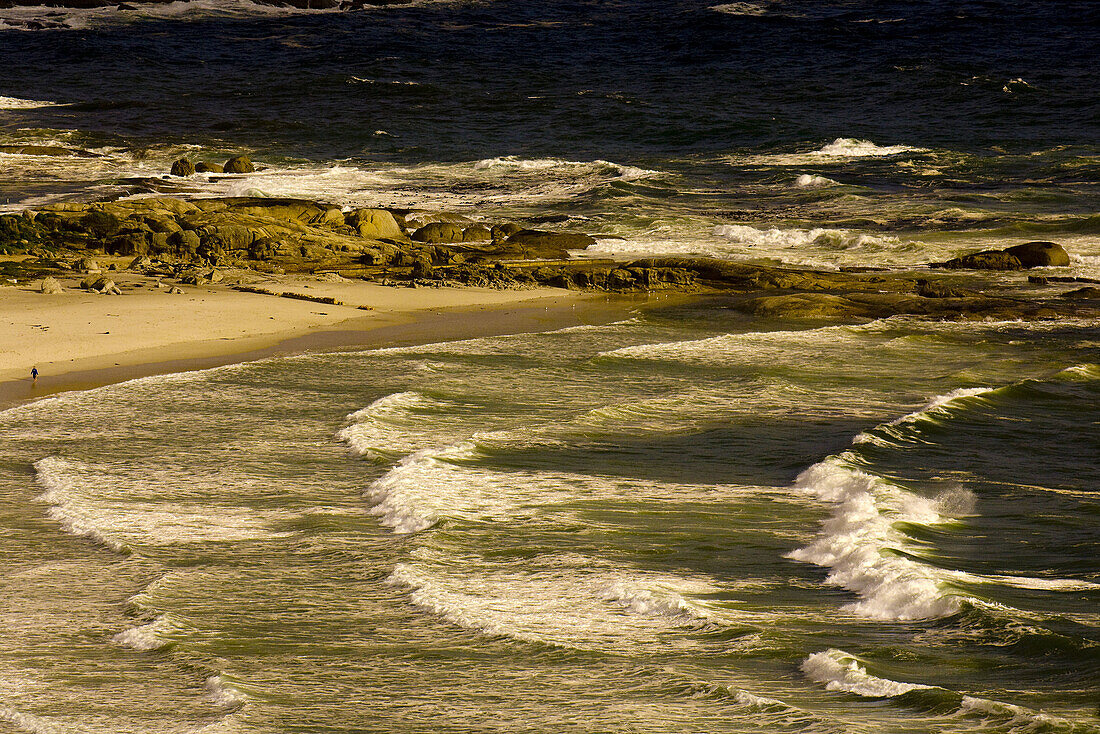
(1, 268), (633, 408)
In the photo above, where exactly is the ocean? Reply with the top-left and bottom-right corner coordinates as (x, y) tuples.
(1, 0), (1099, 731)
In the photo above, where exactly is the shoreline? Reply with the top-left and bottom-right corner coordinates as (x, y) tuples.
(1, 281), (651, 411)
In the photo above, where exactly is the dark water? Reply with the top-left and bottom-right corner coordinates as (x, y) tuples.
(3, 0), (1099, 160)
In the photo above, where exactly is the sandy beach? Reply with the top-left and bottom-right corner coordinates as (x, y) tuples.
(1, 261), (633, 407)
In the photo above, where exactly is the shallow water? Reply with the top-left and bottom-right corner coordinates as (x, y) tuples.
(1, 309), (1098, 733)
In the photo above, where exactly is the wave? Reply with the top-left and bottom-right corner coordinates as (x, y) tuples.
(786, 454), (969, 621)
(0, 96), (58, 109)
(802, 649), (936, 697)
(337, 391), (457, 462)
(853, 387), (996, 446)
(710, 2), (772, 16)
(386, 558), (718, 651)
(794, 173), (839, 188)
(473, 155), (658, 181)
(810, 138), (927, 158)
(204, 675), (249, 709)
(33, 456), (131, 554)
(112, 614), (183, 651)
(713, 223), (904, 252)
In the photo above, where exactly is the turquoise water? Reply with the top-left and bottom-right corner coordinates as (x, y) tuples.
(2, 307), (1097, 733)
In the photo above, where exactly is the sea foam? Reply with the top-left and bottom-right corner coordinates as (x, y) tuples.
(801, 649), (934, 697)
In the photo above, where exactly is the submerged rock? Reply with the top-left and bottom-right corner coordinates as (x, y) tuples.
(195, 162), (224, 173)
(937, 250), (1023, 271)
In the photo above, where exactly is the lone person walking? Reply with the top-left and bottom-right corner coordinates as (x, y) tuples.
(31, 366), (38, 383)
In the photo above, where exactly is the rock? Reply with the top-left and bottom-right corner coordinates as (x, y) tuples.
(223, 155), (255, 174)
(916, 279), (971, 298)
(1061, 286), (1100, 299)
(103, 284), (122, 295)
(165, 229), (201, 256)
(167, 286), (184, 294)
(82, 276), (114, 293)
(105, 233), (148, 256)
(462, 224), (492, 242)
(80, 210), (122, 238)
(205, 269), (224, 283)
(345, 208), (404, 239)
(491, 222), (522, 242)
(129, 255), (153, 270)
(249, 238), (278, 260)
(74, 257), (101, 273)
(411, 256), (434, 279)
(503, 230), (598, 258)
(1028, 276), (1049, 285)
(170, 158), (196, 177)
(411, 222), (465, 243)
(1004, 241), (1070, 268)
(195, 162), (224, 173)
(39, 276), (63, 294)
(937, 250), (1023, 271)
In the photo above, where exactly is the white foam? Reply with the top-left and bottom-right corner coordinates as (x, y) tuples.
(713, 223), (902, 253)
(112, 615), (179, 651)
(0, 96), (57, 109)
(473, 155), (658, 180)
(386, 558), (718, 651)
(802, 649), (934, 697)
(810, 138), (926, 158)
(0, 706), (67, 734)
(204, 675), (249, 708)
(794, 173), (839, 188)
(787, 455), (965, 621)
(710, 2), (772, 15)
(958, 695), (1077, 731)
(337, 391), (452, 462)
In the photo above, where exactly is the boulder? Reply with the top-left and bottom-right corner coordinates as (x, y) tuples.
(937, 250), (1023, 271)
(1004, 241), (1070, 268)
(345, 208), (404, 239)
(105, 233), (148, 256)
(1061, 286), (1100, 299)
(74, 257), (101, 273)
(80, 210), (122, 238)
(82, 276), (115, 293)
(411, 256), (434, 279)
(462, 224), (492, 242)
(167, 286), (184, 294)
(170, 158), (196, 177)
(412, 222), (465, 243)
(491, 222), (522, 241)
(223, 155), (255, 174)
(195, 162), (224, 173)
(39, 276), (63, 294)
(165, 229), (201, 256)
(503, 229), (598, 258)
(916, 279), (971, 298)
(129, 255), (153, 271)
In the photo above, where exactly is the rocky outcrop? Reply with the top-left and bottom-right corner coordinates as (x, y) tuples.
(195, 162), (224, 173)
(0, 145), (101, 157)
(934, 241), (1070, 270)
